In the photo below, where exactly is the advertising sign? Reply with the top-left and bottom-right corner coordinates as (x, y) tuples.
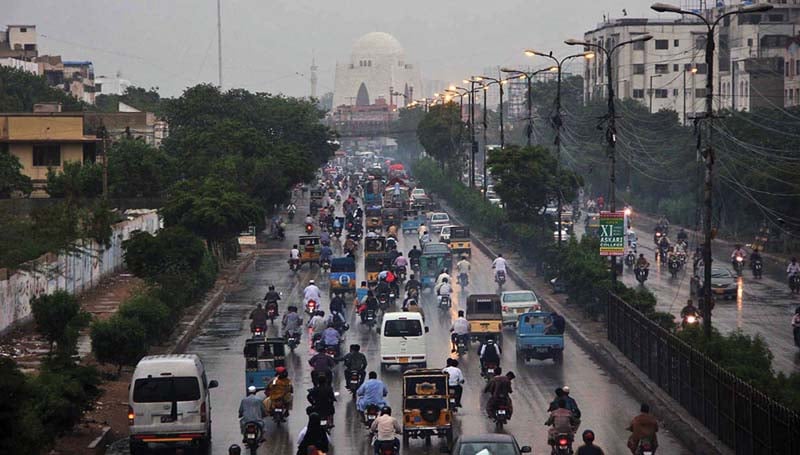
(599, 211), (625, 256)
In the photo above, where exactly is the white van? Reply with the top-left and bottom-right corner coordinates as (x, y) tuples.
(128, 354), (218, 455)
(378, 312), (429, 369)
(428, 212), (451, 232)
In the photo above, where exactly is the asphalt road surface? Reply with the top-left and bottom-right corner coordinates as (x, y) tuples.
(177, 196), (690, 455)
(618, 214), (800, 375)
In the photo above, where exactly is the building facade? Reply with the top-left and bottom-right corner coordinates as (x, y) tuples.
(0, 25), (38, 60)
(333, 32), (423, 108)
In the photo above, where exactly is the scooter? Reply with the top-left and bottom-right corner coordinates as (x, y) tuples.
(305, 299), (318, 315)
(752, 259), (763, 279)
(289, 258), (300, 273)
(286, 331), (301, 351)
(459, 272), (469, 287)
(439, 294), (452, 309)
(271, 406), (289, 425)
(625, 251), (636, 268)
(732, 256), (744, 277)
(346, 369), (365, 397)
(362, 404), (380, 428)
(455, 334), (468, 356)
(305, 223), (314, 234)
(635, 266), (648, 285)
(395, 266), (407, 282)
(681, 312), (701, 329)
(242, 422), (263, 455)
(251, 325), (266, 338)
(492, 402), (511, 431)
(362, 307), (377, 327)
(495, 270), (506, 288)
(668, 255), (681, 278)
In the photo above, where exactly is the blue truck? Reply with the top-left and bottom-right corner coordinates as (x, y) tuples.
(515, 311), (564, 363)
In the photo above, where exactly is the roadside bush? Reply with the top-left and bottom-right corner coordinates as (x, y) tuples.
(118, 291), (173, 342)
(0, 358), (43, 455)
(31, 290), (90, 356)
(90, 315), (149, 376)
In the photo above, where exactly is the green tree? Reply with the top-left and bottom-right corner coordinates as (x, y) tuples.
(90, 315), (149, 376)
(417, 102), (466, 170)
(107, 138), (175, 198)
(0, 358), (44, 455)
(0, 149), (32, 198)
(45, 161), (103, 200)
(394, 105), (425, 161)
(118, 291), (173, 342)
(30, 291), (90, 356)
(0, 66), (83, 112)
(123, 226), (208, 281)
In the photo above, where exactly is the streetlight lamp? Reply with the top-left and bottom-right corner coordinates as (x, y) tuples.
(651, 1), (772, 336)
(500, 66), (557, 147)
(565, 33), (653, 284)
(464, 77), (484, 189)
(683, 66), (698, 124)
(473, 76), (512, 199)
(524, 49), (594, 248)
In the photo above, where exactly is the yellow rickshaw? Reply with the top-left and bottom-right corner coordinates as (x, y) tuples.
(310, 188), (325, 214)
(448, 226), (471, 257)
(466, 294), (503, 344)
(299, 235), (321, 266)
(365, 253), (390, 285)
(366, 206), (383, 233)
(402, 368), (453, 446)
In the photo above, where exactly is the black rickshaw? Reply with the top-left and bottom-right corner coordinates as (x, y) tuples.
(310, 188), (325, 214)
(365, 252), (390, 284)
(366, 206), (383, 233)
(381, 207), (402, 229)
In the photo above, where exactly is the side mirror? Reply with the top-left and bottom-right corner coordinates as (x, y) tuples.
(376, 328), (381, 334)
(425, 326), (430, 333)
(208, 380), (219, 389)
(520, 447), (532, 453)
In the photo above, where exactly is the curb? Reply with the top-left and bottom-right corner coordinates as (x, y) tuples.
(87, 426), (112, 455)
(171, 252), (256, 355)
(444, 206), (731, 455)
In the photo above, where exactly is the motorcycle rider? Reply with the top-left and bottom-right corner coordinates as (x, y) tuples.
(320, 322), (341, 355)
(627, 403), (659, 454)
(680, 299), (699, 320)
(320, 243), (333, 265)
(636, 254), (650, 280)
(263, 285), (281, 304)
(405, 274), (421, 295)
(492, 254), (508, 282)
(750, 249), (763, 271)
(479, 335), (502, 373)
(437, 277), (453, 305)
(249, 303), (268, 333)
(443, 358), (465, 408)
(289, 244), (301, 266)
(792, 307), (800, 346)
(281, 305), (302, 339)
(330, 292), (347, 326)
(307, 310), (328, 338)
(305, 214), (315, 226)
(356, 371), (389, 412)
(370, 406), (402, 455)
(303, 280), (322, 308)
(676, 228), (688, 244)
(341, 344), (368, 384)
(307, 376), (337, 422)
(456, 255), (471, 286)
(359, 291), (379, 323)
(547, 387), (581, 419)
(356, 281), (369, 307)
(627, 227), (638, 248)
(692, 247), (703, 275)
(408, 245), (422, 268)
(657, 235), (670, 259)
(730, 244), (747, 267)
(264, 366), (293, 414)
(238, 385), (267, 435)
(450, 310), (470, 353)
(545, 399), (579, 447)
(787, 257), (800, 285)
(435, 268), (451, 291)
(484, 368), (515, 418)
(392, 252), (408, 276)
(576, 430), (605, 455)
(309, 344), (337, 387)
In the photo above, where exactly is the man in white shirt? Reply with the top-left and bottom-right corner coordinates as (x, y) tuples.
(289, 245), (301, 260)
(492, 254), (508, 281)
(443, 358), (465, 408)
(456, 256), (471, 287)
(303, 280), (322, 306)
(437, 278), (453, 306)
(788, 257), (800, 277)
(450, 310), (469, 353)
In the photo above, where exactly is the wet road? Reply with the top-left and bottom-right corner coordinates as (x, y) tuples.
(617, 215), (800, 374)
(184, 197), (690, 454)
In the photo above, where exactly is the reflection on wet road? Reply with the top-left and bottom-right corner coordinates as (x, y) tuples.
(184, 202), (690, 454)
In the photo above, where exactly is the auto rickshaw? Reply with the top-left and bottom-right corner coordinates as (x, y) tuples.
(448, 226), (471, 257)
(309, 188), (325, 214)
(366, 206), (383, 233)
(466, 294), (503, 345)
(299, 235), (321, 266)
(382, 207), (401, 229)
(364, 236), (387, 257)
(329, 256), (356, 296)
(401, 209), (426, 234)
(419, 253), (450, 289)
(401, 368), (454, 446)
(365, 252), (390, 285)
(244, 337), (286, 391)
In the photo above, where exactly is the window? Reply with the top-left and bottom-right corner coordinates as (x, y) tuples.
(674, 39), (680, 47)
(655, 89), (668, 98)
(32, 144), (60, 166)
(655, 40), (669, 50)
(796, 60), (800, 76)
(673, 64), (679, 72)
(633, 64), (645, 75)
(787, 61), (791, 77)
(655, 64), (669, 74)
(768, 14), (785, 22)
(20, 27), (27, 32)
(695, 35), (707, 50)
(696, 88), (707, 98)
(695, 63), (708, 74)
(747, 38), (754, 47)
(383, 319), (422, 337)
(24, 44), (36, 51)
(633, 89), (645, 99)
(673, 88), (679, 97)
(133, 377), (200, 403)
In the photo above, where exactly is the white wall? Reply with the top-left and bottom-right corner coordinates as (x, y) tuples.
(0, 57), (39, 74)
(0, 211), (159, 334)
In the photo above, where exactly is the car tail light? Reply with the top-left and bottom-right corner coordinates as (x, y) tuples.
(128, 406), (135, 425)
(200, 401), (207, 423)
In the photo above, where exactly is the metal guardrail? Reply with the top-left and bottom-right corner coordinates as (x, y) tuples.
(607, 293), (800, 454)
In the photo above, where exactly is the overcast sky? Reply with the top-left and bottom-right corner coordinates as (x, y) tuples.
(7, 0), (661, 97)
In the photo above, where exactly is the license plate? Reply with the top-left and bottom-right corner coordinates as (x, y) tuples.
(246, 433), (256, 439)
(536, 347), (548, 352)
(516, 308), (526, 313)
(160, 416), (175, 423)
(497, 410), (506, 415)
(321, 420), (328, 426)
(399, 357), (409, 363)
(274, 409), (283, 413)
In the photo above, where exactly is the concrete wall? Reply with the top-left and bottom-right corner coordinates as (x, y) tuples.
(10, 142), (84, 182)
(0, 210), (160, 335)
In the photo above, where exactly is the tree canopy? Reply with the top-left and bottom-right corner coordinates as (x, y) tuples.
(0, 66), (84, 112)
(417, 102), (466, 170)
(0, 149), (32, 198)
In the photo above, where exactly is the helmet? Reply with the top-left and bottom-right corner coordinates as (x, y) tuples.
(269, 285), (275, 291)
(381, 405), (392, 415)
(275, 366), (286, 374)
(248, 385), (257, 394)
(228, 444), (242, 455)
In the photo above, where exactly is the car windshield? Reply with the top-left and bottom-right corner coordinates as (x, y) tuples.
(458, 442), (518, 455)
(133, 377), (200, 403)
(503, 292), (536, 303)
(711, 269), (731, 279)
(432, 215), (448, 222)
(384, 319), (423, 337)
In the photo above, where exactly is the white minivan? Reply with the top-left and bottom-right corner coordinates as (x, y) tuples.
(378, 312), (429, 369)
(128, 354), (218, 455)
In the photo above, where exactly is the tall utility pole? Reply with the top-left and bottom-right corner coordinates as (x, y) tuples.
(500, 67), (557, 147)
(217, 0), (223, 88)
(567, 34), (653, 284)
(469, 79), (478, 189)
(649, 74), (662, 113)
(525, 49), (595, 249)
(481, 84), (488, 198)
(651, 1), (773, 336)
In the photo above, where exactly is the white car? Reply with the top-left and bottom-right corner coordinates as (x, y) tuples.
(428, 212), (451, 231)
(410, 188), (428, 200)
(500, 290), (541, 326)
(439, 224), (457, 242)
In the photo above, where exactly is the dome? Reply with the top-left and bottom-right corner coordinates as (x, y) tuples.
(351, 32), (404, 57)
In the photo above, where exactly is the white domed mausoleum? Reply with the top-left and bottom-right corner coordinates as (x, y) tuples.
(332, 32), (423, 108)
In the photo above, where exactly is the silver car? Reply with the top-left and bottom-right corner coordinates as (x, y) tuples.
(500, 290), (541, 326)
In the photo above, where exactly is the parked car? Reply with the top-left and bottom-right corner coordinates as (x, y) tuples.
(500, 290), (541, 326)
(410, 188), (428, 200)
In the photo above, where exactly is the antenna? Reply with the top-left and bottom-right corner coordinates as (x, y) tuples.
(311, 50), (318, 98)
(217, 0), (223, 88)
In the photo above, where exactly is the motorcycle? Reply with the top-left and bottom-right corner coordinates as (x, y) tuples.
(242, 422), (262, 455)
(495, 270), (507, 288)
(459, 272), (469, 287)
(635, 437), (656, 455)
(272, 226), (286, 241)
(321, 258), (331, 274)
(752, 259), (763, 279)
(410, 257), (421, 273)
(319, 415), (334, 434)
(334, 226), (342, 238)
(346, 369), (365, 397)
(481, 361), (498, 381)
(657, 245), (669, 263)
(363, 307), (377, 327)
(305, 223), (314, 234)
(635, 266), (648, 285)
(395, 266), (407, 282)
(732, 256), (744, 277)
(373, 439), (399, 455)
(306, 299), (319, 315)
(681, 312), (701, 329)
(455, 334), (468, 356)
(625, 252), (636, 268)
(289, 258), (300, 273)
(251, 325), (266, 338)
(271, 406), (289, 425)
(550, 433), (573, 455)
(363, 404), (380, 428)
(378, 292), (390, 310)
(439, 294), (452, 309)
(287, 209), (296, 222)
(791, 274), (800, 294)
(668, 255), (681, 278)
(286, 331), (301, 351)
(492, 402), (511, 430)
(266, 301), (279, 323)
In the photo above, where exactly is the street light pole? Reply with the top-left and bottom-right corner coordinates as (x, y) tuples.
(500, 67), (557, 147)
(649, 74), (662, 113)
(651, 1), (772, 336)
(566, 34), (654, 285)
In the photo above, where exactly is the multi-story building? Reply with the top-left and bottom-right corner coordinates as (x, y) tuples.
(0, 25), (38, 60)
(785, 36), (800, 106)
(63, 61), (96, 105)
(582, 17), (708, 123)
